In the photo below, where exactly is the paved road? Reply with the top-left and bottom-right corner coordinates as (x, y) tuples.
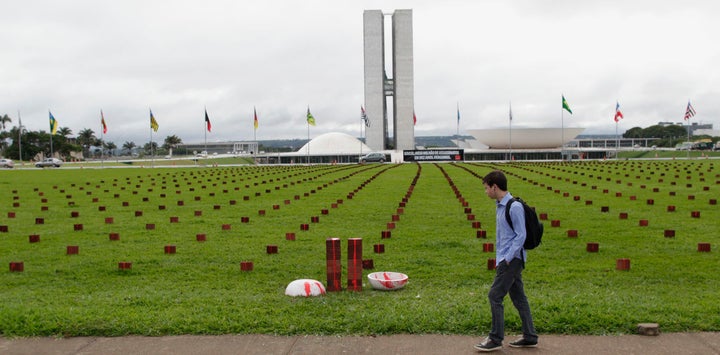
(2, 332), (719, 355)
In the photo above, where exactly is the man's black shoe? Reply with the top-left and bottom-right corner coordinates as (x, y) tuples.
(474, 338), (502, 352)
(509, 338), (538, 348)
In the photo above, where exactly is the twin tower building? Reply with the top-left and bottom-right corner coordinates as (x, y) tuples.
(363, 9), (415, 151)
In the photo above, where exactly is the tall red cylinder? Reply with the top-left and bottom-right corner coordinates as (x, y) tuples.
(347, 238), (363, 291)
(326, 238), (342, 292)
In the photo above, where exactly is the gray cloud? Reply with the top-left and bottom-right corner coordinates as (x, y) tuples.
(1, 0), (717, 147)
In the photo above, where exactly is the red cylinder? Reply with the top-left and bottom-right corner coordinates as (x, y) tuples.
(698, 243), (711, 252)
(347, 238), (363, 291)
(487, 258), (496, 270)
(326, 238), (342, 291)
(10, 262), (24, 272)
(616, 259), (631, 271)
(373, 244), (385, 254)
(240, 261), (253, 271)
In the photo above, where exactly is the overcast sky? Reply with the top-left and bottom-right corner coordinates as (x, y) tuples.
(1, 0), (718, 146)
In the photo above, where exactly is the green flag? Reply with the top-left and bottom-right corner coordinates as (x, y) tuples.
(306, 107), (316, 126)
(562, 95), (573, 114)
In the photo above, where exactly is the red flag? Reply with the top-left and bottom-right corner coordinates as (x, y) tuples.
(413, 111), (417, 126)
(101, 110), (108, 134)
(614, 102), (623, 122)
(253, 107), (259, 129)
(205, 109), (212, 132)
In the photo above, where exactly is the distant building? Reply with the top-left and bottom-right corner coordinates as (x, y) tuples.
(364, 9), (415, 151)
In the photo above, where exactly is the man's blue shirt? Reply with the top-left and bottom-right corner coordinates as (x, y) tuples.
(495, 192), (526, 265)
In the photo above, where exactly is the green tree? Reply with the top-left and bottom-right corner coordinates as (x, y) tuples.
(103, 141), (117, 156)
(623, 127), (643, 139)
(163, 135), (183, 151)
(56, 127), (73, 138)
(122, 141), (136, 155)
(0, 114), (11, 131)
(143, 142), (159, 156)
(0, 114), (12, 155)
(76, 128), (98, 157)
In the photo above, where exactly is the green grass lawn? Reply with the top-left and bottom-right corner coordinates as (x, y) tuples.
(0, 160), (718, 336)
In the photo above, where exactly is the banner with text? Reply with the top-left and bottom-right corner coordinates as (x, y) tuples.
(403, 149), (464, 162)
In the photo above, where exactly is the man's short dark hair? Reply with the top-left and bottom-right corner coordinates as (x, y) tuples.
(483, 170), (507, 191)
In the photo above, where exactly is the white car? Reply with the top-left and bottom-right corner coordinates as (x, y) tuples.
(0, 158), (14, 168)
(35, 158), (63, 168)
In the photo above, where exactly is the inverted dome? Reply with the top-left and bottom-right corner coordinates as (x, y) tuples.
(298, 132), (372, 154)
(466, 128), (585, 149)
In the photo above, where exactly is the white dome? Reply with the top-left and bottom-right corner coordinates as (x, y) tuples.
(298, 132), (372, 154)
(467, 128), (585, 149)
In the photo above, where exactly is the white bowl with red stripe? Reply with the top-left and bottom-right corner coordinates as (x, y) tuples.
(367, 272), (408, 290)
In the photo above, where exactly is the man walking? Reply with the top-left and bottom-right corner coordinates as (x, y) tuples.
(475, 170), (538, 352)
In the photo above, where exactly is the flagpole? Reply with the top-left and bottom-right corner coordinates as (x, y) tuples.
(306, 120), (310, 164)
(561, 105), (565, 161)
(360, 112), (363, 160)
(509, 101), (513, 162)
(686, 106), (690, 160)
(17, 110), (23, 165)
(49, 110), (54, 159)
(100, 110), (104, 168)
(150, 108), (154, 168)
(204, 107), (207, 159)
(615, 120), (619, 160)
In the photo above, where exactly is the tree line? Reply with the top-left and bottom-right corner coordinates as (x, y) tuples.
(0, 114), (183, 161)
(622, 124), (716, 147)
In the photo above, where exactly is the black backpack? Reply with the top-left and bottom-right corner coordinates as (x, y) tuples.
(504, 197), (543, 250)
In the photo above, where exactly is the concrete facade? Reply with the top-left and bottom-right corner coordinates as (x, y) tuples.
(391, 10), (415, 150)
(363, 9), (415, 151)
(362, 10), (386, 151)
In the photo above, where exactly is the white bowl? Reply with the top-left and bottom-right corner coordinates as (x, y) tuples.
(367, 272), (408, 290)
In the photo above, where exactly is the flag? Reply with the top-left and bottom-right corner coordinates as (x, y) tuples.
(306, 107), (316, 126)
(562, 95), (573, 114)
(509, 102), (513, 121)
(684, 101), (696, 120)
(254, 107), (259, 129)
(614, 102), (624, 122)
(456, 103), (460, 124)
(361, 105), (369, 127)
(413, 111), (417, 125)
(101, 110), (108, 134)
(205, 109), (212, 132)
(49, 111), (58, 135)
(150, 109), (159, 132)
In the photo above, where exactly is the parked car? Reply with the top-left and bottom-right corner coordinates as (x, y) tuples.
(360, 152), (386, 163)
(35, 158), (63, 168)
(0, 158), (14, 168)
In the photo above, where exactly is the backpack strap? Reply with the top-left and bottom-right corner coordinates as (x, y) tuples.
(504, 198), (516, 231)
